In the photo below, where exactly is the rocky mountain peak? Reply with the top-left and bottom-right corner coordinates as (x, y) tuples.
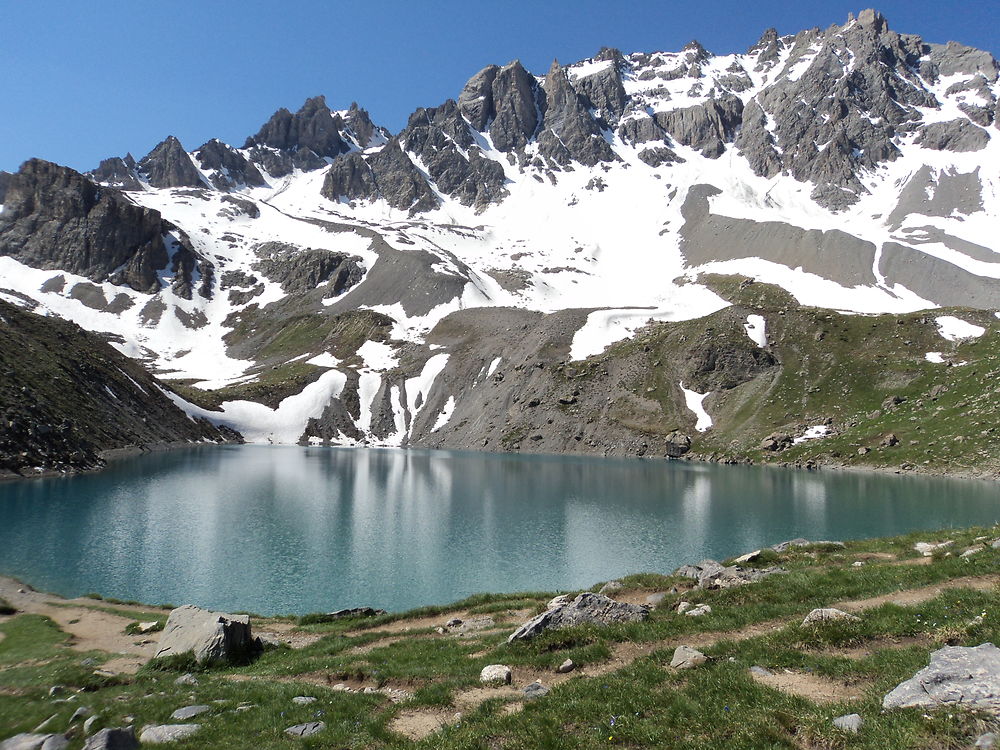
(194, 138), (266, 191)
(137, 136), (206, 189)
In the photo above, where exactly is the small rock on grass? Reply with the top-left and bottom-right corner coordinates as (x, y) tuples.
(480, 665), (512, 685)
(1, 735), (69, 750)
(832, 713), (863, 733)
(645, 592), (667, 607)
(802, 608), (858, 626)
(283, 722), (325, 738)
(749, 665), (773, 677)
(173, 674), (197, 687)
(292, 696), (316, 705)
(522, 681), (550, 700)
(670, 646), (707, 670)
(83, 727), (139, 749)
(83, 715), (100, 735)
(685, 604), (712, 617)
(975, 733), (997, 748)
(169, 706), (209, 721)
(138, 725), (200, 744)
(556, 659), (575, 673)
(598, 581), (623, 595)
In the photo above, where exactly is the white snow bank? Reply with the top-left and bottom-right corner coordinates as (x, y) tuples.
(358, 340), (399, 371)
(680, 382), (713, 432)
(431, 396), (456, 432)
(925, 352), (945, 363)
(405, 354), (450, 433)
(935, 316), (985, 342)
(744, 314), (767, 347)
(792, 425), (830, 445)
(164, 369), (347, 444)
(307, 352), (341, 368)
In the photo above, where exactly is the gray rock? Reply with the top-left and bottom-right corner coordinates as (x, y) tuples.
(82, 716), (99, 735)
(47, 686), (65, 698)
(749, 665), (773, 677)
(975, 732), (998, 748)
(244, 95), (350, 163)
(645, 592), (667, 607)
(31, 717), (57, 733)
(883, 643), (1000, 711)
(194, 139), (266, 191)
(916, 119), (991, 152)
(40, 737), (68, 750)
(802, 608), (859, 626)
(252, 242), (364, 296)
(536, 60), (617, 167)
(169, 705), (209, 721)
(1, 735), (53, 750)
(485, 61), (542, 152)
(522, 681), (550, 700)
(322, 139), (438, 214)
(654, 95), (743, 158)
(291, 696), (316, 705)
(173, 674), (198, 686)
(137, 725), (199, 744)
(283, 722), (325, 738)
(136, 136), (205, 189)
(556, 659), (575, 673)
(458, 65), (499, 131)
(598, 580), (624, 595)
(832, 713), (863, 733)
(82, 728), (138, 750)
(670, 645), (708, 670)
(665, 431), (692, 458)
(684, 604), (712, 617)
(0, 160), (170, 293)
(154, 605), (257, 665)
(88, 156), (142, 191)
(480, 664), (512, 685)
(68, 707), (91, 724)
(507, 592), (649, 642)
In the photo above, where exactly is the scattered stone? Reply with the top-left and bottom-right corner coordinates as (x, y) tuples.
(832, 713), (863, 733)
(556, 659), (575, 674)
(445, 618), (463, 628)
(770, 539), (845, 552)
(881, 433), (900, 448)
(914, 540), (954, 556)
(598, 580), (624, 595)
(645, 592), (667, 607)
(883, 643), (1000, 711)
(665, 431), (692, 458)
(32, 716), (57, 733)
(480, 665), (512, 685)
(135, 622), (160, 634)
(283, 722), (325, 738)
(1, 735), (63, 750)
(851, 561), (865, 567)
(169, 706), (209, 721)
(291, 696), (316, 705)
(47, 687), (65, 698)
(450, 616), (495, 634)
(138, 725), (200, 744)
(173, 674), (197, 687)
(325, 607), (387, 619)
(508, 593), (648, 641)
(802, 608), (859, 626)
(82, 727), (139, 749)
(749, 666), (773, 677)
(975, 733), (998, 748)
(670, 646), (708, 670)
(676, 601), (692, 614)
(41, 737), (68, 750)
(546, 595), (571, 609)
(68, 707), (92, 724)
(675, 558), (785, 590)
(154, 605), (257, 664)
(332, 683), (351, 692)
(732, 550), (762, 565)
(685, 604), (712, 617)
(522, 681), (550, 700)
(83, 716), (99, 735)
(961, 545), (985, 558)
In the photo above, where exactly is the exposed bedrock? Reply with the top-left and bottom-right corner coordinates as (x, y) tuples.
(0, 159), (171, 293)
(137, 136), (206, 189)
(879, 243), (1000, 308)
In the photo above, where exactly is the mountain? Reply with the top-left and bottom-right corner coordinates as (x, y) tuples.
(1, 9), (999, 474)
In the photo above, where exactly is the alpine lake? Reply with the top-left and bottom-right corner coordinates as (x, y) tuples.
(0, 445), (997, 615)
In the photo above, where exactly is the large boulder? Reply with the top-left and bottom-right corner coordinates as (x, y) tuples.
(153, 605), (257, 665)
(507, 592), (649, 642)
(82, 728), (138, 750)
(883, 643), (1000, 711)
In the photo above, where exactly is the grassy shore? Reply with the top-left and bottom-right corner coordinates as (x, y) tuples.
(3, 525), (1000, 748)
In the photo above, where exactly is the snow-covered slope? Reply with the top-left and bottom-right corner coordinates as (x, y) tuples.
(1, 9), (999, 449)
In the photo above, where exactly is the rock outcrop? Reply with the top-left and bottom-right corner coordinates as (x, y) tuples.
(507, 592), (649, 641)
(137, 136), (205, 189)
(883, 643), (1000, 711)
(0, 160), (170, 293)
(194, 139), (267, 190)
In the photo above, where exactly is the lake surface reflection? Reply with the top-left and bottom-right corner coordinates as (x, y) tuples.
(0, 446), (997, 614)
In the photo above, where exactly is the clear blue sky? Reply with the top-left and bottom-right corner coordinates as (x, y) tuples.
(2, 0), (998, 173)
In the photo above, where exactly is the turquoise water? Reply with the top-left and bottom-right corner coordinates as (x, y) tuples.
(0, 445), (997, 614)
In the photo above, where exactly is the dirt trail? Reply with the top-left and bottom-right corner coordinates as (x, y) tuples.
(833, 575), (1000, 612)
(0, 576), (160, 674)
